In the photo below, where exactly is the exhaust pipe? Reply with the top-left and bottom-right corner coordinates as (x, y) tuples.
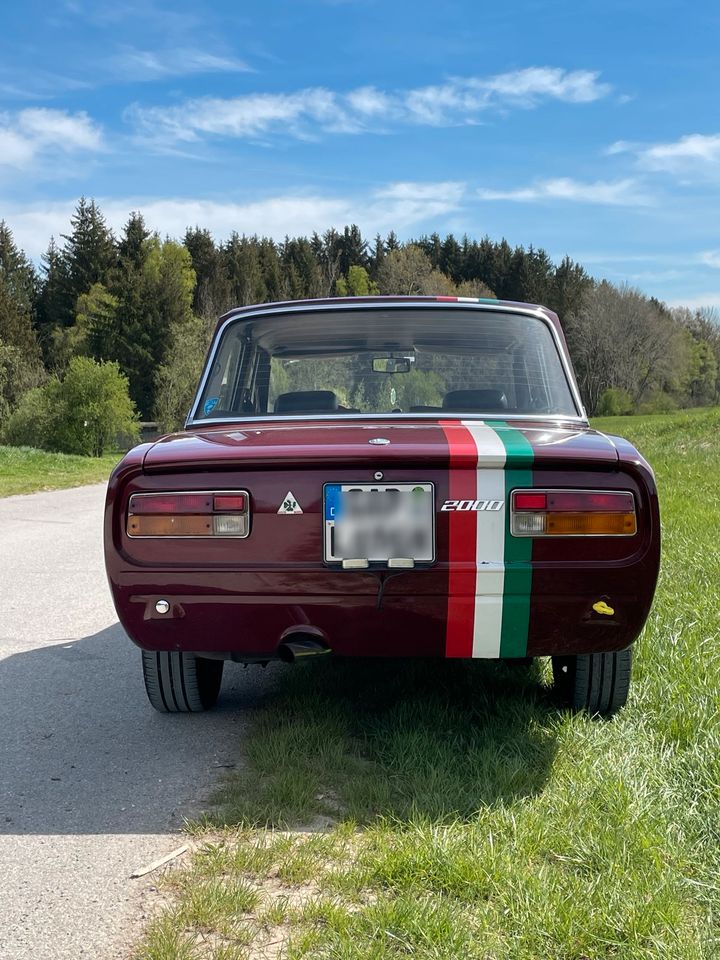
(278, 637), (331, 663)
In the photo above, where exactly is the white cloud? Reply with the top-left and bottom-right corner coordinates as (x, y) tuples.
(1, 181), (465, 259)
(345, 86), (393, 117)
(609, 133), (720, 173)
(699, 249), (720, 268)
(376, 181), (465, 202)
(479, 66), (608, 103)
(476, 177), (652, 206)
(570, 252), (676, 265)
(0, 109), (103, 169)
(127, 66), (611, 143)
(0, 129), (35, 166)
(109, 47), (252, 81)
(129, 89), (342, 142)
(666, 292), (720, 309)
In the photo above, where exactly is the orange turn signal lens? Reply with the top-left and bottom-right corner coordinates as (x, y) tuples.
(545, 512), (637, 536)
(127, 515), (213, 537)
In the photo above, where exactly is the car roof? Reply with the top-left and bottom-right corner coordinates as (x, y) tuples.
(214, 296), (563, 336)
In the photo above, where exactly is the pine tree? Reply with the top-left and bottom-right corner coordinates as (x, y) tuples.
(224, 234), (266, 306)
(184, 227), (229, 317)
(338, 224), (367, 276)
(0, 221), (40, 356)
(0, 222), (43, 421)
(549, 256), (591, 318)
(281, 237), (323, 299)
(440, 234), (463, 282)
(36, 238), (70, 354)
(59, 198), (117, 326)
(427, 233), (443, 269)
(258, 238), (284, 302)
(489, 239), (514, 299)
(314, 229), (342, 295)
(118, 212), (150, 270)
(369, 234), (385, 278)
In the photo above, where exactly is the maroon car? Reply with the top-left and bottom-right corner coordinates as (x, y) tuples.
(104, 297), (660, 716)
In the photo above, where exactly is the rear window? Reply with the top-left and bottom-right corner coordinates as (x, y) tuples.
(193, 307), (578, 420)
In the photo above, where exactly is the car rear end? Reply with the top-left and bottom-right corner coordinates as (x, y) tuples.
(104, 298), (660, 714)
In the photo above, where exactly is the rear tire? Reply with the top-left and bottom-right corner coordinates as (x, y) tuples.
(141, 651), (224, 713)
(552, 648), (632, 716)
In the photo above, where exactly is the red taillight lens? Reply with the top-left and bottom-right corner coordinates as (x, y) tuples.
(127, 491), (250, 538)
(514, 492), (547, 510)
(213, 494), (246, 511)
(511, 489), (637, 537)
(546, 491), (635, 513)
(129, 493), (213, 514)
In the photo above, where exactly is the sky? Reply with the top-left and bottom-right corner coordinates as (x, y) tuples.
(1, 0), (719, 308)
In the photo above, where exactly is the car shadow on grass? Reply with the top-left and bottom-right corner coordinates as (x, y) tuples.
(211, 655), (562, 828)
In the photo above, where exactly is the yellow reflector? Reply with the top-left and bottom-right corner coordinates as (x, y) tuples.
(545, 512), (637, 536)
(127, 514), (213, 537)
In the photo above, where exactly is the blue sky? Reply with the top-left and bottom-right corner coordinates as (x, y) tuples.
(1, 0), (719, 308)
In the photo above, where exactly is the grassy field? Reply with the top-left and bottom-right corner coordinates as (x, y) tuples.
(0, 445), (120, 497)
(140, 408), (720, 960)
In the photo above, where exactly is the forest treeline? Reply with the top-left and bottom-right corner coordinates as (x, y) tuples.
(1, 198), (718, 451)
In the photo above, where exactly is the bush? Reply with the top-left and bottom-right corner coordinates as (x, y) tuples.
(636, 391), (679, 415)
(1, 387), (53, 448)
(2, 357), (139, 456)
(596, 387), (634, 416)
(0, 338), (45, 427)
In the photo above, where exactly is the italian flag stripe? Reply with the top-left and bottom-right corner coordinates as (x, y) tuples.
(492, 421), (535, 658)
(442, 421), (481, 658)
(440, 419), (535, 659)
(463, 421), (507, 658)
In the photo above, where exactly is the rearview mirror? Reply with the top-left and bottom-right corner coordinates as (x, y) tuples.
(372, 357), (414, 374)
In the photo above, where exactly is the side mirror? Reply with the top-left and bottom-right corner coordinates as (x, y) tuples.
(372, 357), (413, 374)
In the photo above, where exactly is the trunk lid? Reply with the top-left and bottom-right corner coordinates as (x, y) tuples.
(142, 419), (619, 472)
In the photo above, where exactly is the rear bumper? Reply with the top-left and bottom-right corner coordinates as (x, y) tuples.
(109, 573), (654, 659)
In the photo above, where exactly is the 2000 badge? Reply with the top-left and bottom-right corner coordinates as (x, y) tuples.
(441, 499), (504, 511)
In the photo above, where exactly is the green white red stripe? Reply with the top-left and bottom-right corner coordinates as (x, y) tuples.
(440, 419), (535, 658)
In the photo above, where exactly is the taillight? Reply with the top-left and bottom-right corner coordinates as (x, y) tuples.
(127, 491), (250, 538)
(511, 489), (637, 537)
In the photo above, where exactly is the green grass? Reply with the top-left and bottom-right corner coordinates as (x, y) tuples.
(137, 408), (720, 960)
(0, 444), (120, 497)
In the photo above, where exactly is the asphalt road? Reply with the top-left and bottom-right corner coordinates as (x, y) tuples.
(0, 483), (277, 959)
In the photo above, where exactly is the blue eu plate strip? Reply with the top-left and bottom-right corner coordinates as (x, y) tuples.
(324, 484), (343, 522)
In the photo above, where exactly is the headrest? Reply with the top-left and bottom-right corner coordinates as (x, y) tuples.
(442, 389), (508, 411)
(274, 390), (339, 414)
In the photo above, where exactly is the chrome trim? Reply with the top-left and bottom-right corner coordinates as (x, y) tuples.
(127, 489), (251, 539)
(186, 301), (587, 427)
(191, 412), (587, 427)
(510, 488), (638, 538)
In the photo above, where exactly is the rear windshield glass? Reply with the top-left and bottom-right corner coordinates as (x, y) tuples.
(193, 307), (578, 420)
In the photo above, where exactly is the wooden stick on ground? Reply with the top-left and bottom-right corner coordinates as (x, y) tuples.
(130, 843), (189, 879)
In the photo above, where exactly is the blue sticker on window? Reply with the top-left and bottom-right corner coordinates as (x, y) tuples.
(203, 397), (220, 416)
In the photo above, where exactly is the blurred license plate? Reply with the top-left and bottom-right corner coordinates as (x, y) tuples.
(324, 483), (434, 564)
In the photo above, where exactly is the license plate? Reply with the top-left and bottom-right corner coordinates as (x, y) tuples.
(324, 483), (435, 565)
